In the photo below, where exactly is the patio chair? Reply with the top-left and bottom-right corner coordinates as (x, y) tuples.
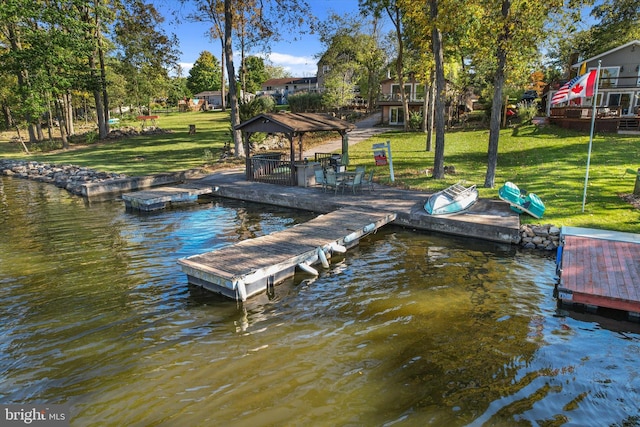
(361, 169), (374, 192)
(314, 168), (327, 191)
(355, 166), (366, 174)
(324, 169), (342, 195)
(342, 171), (364, 195)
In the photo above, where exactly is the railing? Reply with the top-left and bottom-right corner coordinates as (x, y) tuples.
(377, 93), (425, 103)
(249, 153), (295, 186)
(549, 106), (622, 119)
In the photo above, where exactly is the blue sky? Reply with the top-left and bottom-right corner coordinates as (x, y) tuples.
(155, 0), (369, 77)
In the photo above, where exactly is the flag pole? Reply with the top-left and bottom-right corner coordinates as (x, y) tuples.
(581, 60), (601, 213)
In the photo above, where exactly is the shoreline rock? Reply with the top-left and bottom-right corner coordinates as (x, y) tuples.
(0, 159), (127, 196)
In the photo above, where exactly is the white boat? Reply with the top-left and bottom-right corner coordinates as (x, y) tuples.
(424, 182), (478, 215)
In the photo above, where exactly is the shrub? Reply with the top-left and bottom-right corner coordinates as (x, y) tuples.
(288, 92), (324, 113)
(239, 95), (276, 122)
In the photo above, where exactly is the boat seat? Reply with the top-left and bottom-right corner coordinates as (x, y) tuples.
(443, 183), (467, 197)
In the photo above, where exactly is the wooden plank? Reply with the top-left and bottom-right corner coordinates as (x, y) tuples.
(558, 227), (640, 315)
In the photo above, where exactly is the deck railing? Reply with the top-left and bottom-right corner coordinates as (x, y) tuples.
(249, 153), (296, 186)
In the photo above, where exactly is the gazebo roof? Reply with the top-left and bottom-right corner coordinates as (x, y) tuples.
(235, 112), (355, 135)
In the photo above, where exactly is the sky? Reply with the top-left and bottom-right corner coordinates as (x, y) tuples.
(154, 0), (372, 78)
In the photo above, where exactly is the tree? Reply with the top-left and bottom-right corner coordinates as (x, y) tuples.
(183, 0), (314, 158)
(113, 0), (179, 114)
(265, 64), (292, 79)
(239, 55), (268, 94)
(187, 50), (222, 94)
(361, 0), (410, 131)
(317, 12), (385, 110)
(474, 0), (572, 188)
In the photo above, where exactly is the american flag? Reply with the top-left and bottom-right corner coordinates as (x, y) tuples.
(551, 70), (598, 105)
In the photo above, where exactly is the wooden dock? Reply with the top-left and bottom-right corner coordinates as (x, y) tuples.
(556, 226), (640, 317)
(178, 207), (396, 301)
(121, 183), (213, 211)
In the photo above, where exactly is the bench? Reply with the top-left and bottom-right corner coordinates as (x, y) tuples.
(136, 115), (159, 127)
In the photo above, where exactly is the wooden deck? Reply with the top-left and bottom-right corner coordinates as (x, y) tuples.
(178, 207), (396, 301)
(556, 226), (640, 316)
(121, 183), (213, 211)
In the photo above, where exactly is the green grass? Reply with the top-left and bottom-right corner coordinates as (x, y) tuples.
(0, 111), (236, 175)
(1, 111), (639, 233)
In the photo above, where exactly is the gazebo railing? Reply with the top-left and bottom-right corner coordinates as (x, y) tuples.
(250, 153), (296, 186)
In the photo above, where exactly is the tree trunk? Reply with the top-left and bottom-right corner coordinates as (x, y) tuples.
(98, 31), (110, 134)
(484, 0), (511, 189)
(224, 0), (243, 157)
(431, 0), (446, 179)
(64, 91), (74, 136)
(2, 104), (13, 130)
(220, 41), (226, 111)
(425, 81), (434, 152)
(55, 97), (69, 149)
(89, 49), (107, 139)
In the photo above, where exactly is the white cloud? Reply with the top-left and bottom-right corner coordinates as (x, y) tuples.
(256, 52), (317, 77)
(178, 62), (194, 76)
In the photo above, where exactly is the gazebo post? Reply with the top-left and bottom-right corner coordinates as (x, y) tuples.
(244, 131), (252, 180)
(288, 133), (296, 185)
(297, 133), (304, 161)
(341, 131), (349, 166)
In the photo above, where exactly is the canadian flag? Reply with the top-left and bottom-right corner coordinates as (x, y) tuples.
(551, 70), (598, 105)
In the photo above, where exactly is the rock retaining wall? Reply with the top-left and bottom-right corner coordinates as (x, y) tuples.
(519, 224), (561, 251)
(0, 159), (127, 196)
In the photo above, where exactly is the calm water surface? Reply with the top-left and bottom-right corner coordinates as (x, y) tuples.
(1, 176), (640, 426)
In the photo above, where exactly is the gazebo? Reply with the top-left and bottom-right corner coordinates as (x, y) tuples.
(235, 112), (355, 186)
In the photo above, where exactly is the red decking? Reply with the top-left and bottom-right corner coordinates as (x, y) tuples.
(557, 227), (640, 314)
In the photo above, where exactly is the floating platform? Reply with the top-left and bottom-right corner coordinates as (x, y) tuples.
(122, 183), (213, 211)
(556, 226), (640, 317)
(178, 207), (396, 301)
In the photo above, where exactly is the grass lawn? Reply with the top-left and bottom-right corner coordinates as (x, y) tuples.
(1, 110), (639, 233)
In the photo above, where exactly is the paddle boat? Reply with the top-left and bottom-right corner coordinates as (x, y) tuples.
(424, 182), (478, 215)
(498, 181), (545, 219)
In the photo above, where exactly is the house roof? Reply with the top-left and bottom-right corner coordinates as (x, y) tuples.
(572, 40), (640, 68)
(235, 112), (354, 135)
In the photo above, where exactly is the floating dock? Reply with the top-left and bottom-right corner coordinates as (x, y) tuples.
(178, 207), (396, 301)
(556, 226), (640, 317)
(122, 183), (213, 211)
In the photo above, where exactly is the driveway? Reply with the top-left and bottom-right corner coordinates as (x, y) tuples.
(302, 112), (392, 158)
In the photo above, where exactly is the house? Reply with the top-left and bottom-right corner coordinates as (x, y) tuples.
(258, 77), (318, 105)
(546, 40), (640, 133)
(377, 76), (426, 125)
(193, 91), (224, 110)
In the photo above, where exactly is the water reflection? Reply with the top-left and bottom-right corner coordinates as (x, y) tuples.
(1, 176), (640, 426)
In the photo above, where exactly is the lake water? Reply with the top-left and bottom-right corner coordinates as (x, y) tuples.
(1, 176), (640, 426)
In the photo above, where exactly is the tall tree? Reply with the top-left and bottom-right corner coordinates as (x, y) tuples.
(187, 50), (222, 94)
(114, 0), (179, 114)
(475, 0), (572, 188)
(182, 0), (314, 158)
(318, 12), (385, 112)
(239, 55), (268, 94)
(361, 0), (410, 131)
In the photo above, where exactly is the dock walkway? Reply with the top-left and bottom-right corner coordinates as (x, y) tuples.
(557, 226), (640, 316)
(122, 182), (213, 211)
(178, 207), (396, 300)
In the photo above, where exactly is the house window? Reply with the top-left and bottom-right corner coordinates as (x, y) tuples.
(597, 66), (620, 88)
(390, 107), (404, 125)
(391, 84), (413, 101)
(607, 93), (632, 115)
